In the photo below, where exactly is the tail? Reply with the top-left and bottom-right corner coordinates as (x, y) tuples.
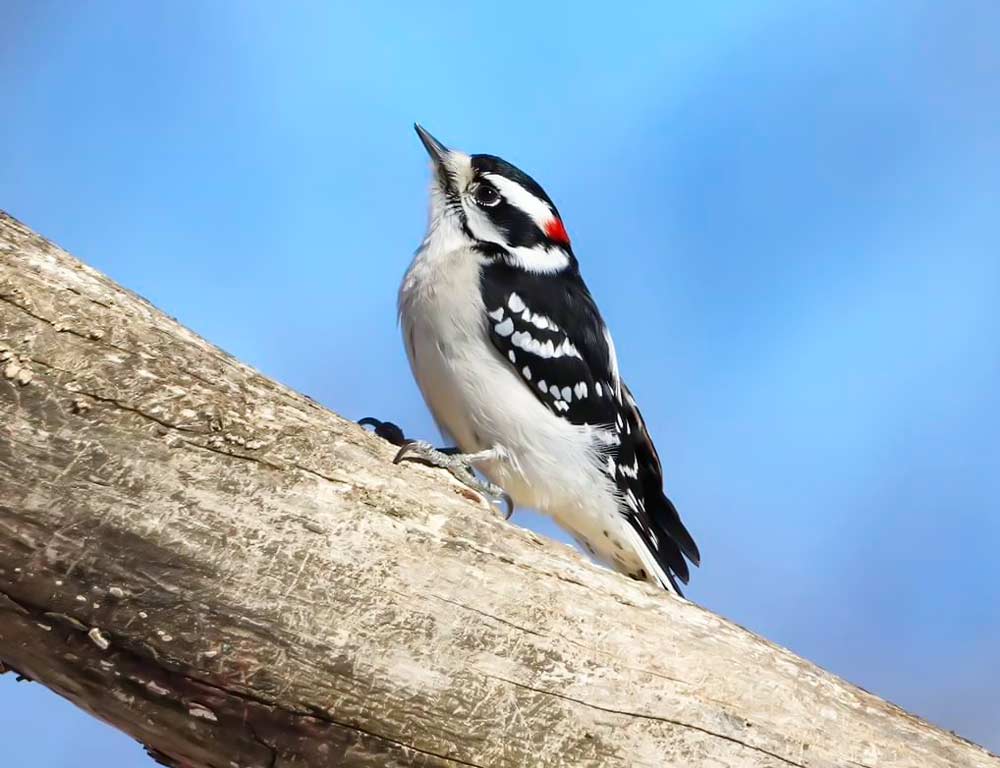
(621, 521), (685, 596)
(630, 492), (700, 596)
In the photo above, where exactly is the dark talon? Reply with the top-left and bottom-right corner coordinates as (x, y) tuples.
(392, 439), (432, 465)
(499, 491), (514, 520)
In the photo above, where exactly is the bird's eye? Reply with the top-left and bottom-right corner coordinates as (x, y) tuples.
(472, 183), (500, 207)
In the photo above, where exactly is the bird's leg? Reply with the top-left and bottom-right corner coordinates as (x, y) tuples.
(393, 441), (514, 520)
(359, 417), (513, 519)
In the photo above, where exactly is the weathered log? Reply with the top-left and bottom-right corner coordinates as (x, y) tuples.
(0, 210), (995, 768)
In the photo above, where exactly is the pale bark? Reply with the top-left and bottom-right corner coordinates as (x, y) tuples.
(0, 211), (995, 768)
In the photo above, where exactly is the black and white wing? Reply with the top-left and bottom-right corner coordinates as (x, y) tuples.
(480, 259), (700, 592)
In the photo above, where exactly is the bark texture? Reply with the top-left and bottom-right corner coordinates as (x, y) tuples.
(0, 210), (996, 768)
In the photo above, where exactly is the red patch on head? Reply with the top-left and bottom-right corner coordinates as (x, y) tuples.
(545, 218), (570, 245)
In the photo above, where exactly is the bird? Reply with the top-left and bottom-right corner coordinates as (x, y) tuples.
(392, 124), (699, 594)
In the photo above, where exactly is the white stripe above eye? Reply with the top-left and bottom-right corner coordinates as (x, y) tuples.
(483, 173), (555, 230)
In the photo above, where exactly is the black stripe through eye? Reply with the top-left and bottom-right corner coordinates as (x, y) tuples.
(487, 201), (546, 249)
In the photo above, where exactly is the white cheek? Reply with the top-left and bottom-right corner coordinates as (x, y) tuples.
(463, 199), (505, 244)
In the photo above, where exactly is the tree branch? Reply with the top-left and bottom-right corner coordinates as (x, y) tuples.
(0, 211), (996, 767)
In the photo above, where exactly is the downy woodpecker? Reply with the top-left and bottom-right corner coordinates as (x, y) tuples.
(394, 125), (699, 594)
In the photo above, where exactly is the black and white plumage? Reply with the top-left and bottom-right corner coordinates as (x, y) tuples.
(399, 125), (699, 593)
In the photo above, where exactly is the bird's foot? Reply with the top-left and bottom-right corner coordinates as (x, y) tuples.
(393, 440), (513, 520)
(358, 417), (410, 446)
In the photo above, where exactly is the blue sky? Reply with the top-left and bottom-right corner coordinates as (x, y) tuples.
(2, 1), (998, 762)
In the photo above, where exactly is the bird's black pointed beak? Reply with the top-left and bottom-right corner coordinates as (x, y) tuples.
(414, 124), (448, 168)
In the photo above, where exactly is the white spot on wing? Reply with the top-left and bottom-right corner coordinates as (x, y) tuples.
(620, 459), (639, 479)
(508, 349), (516, 363)
(522, 366), (532, 380)
(488, 307), (505, 321)
(560, 338), (581, 358)
(561, 386), (573, 402)
(494, 317), (515, 337)
(512, 330), (555, 359)
(508, 292), (526, 313)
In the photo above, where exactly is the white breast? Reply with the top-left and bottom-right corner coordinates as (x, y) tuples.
(398, 237), (644, 579)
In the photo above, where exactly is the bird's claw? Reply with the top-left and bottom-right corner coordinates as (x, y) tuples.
(496, 490), (514, 521)
(393, 440), (513, 520)
(392, 439), (437, 465)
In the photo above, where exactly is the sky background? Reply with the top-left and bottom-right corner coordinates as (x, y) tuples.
(2, 0), (999, 763)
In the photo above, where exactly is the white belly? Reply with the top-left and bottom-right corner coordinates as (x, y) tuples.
(398, 244), (646, 578)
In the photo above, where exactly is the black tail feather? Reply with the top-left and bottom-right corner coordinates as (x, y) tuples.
(655, 492), (700, 567)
